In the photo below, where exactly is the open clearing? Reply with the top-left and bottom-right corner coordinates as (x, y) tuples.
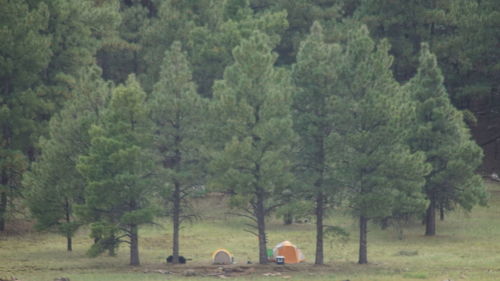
(1, 182), (500, 281)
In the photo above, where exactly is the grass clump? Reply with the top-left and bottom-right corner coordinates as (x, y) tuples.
(397, 250), (419, 256)
(403, 272), (428, 279)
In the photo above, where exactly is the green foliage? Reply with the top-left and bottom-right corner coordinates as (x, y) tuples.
(141, 0), (288, 96)
(210, 31), (296, 263)
(275, 197), (313, 224)
(25, 0), (121, 120)
(292, 22), (343, 197)
(325, 22), (430, 263)
(97, 0), (146, 84)
(24, 66), (112, 247)
(324, 225), (350, 248)
(139, 0), (207, 91)
(149, 41), (207, 262)
(87, 221), (119, 257)
(330, 23), (429, 219)
(355, 0), (450, 81)
(443, 0), (500, 110)
(255, 0), (342, 65)
(0, 0), (50, 94)
(0, 0), (51, 230)
(291, 21), (345, 263)
(355, 0), (500, 113)
(77, 76), (157, 263)
(405, 43), (487, 233)
(210, 31), (295, 195)
(150, 41), (207, 198)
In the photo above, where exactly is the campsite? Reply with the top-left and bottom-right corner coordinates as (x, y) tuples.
(2, 181), (500, 281)
(2, 1), (499, 281)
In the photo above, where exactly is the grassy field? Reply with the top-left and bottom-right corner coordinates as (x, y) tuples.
(1, 182), (500, 281)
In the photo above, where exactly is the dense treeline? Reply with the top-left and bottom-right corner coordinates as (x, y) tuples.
(1, 0), (495, 266)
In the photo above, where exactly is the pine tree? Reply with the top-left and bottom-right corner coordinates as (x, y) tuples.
(405, 43), (487, 236)
(251, 0), (342, 65)
(139, 0), (208, 92)
(149, 42), (207, 264)
(98, 0), (148, 84)
(354, 0), (500, 116)
(291, 22), (343, 265)
(141, 0), (288, 96)
(0, 0), (51, 231)
(26, 0), (121, 130)
(188, 3), (288, 98)
(355, 0), (453, 82)
(444, 0), (500, 113)
(330, 23), (429, 264)
(210, 31), (296, 264)
(77, 76), (156, 266)
(24, 66), (111, 251)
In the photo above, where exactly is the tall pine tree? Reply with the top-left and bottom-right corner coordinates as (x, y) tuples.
(24, 65), (111, 251)
(292, 22), (343, 265)
(210, 31), (296, 264)
(0, 0), (51, 231)
(405, 43), (487, 236)
(330, 23), (429, 264)
(149, 42), (207, 264)
(77, 76), (156, 266)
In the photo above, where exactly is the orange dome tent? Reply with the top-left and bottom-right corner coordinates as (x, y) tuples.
(272, 241), (305, 264)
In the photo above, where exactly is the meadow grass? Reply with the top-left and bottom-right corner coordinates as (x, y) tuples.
(1, 182), (500, 281)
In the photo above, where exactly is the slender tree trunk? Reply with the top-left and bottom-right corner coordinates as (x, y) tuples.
(108, 232), (116, 257)
(130, 224), (140, 266)
(358, 215), (368, 264)
(439, 205), (445, 221)
(67, 235), (72, 252)
(283, 212), (293, 225)
(255, 186), (268, 264)
(315, 192), (324, 265)
(315, 135), (326, 265)
(0, 191), (6, 232)
(172, 180), (181, 264)
(425, 196), (436, 236)
(381, 217), (390, 230)
(0, 172), (7, 231)
(65, 198), (72, 251)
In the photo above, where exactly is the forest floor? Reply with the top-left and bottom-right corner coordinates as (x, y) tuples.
(1, 181), (500, 281)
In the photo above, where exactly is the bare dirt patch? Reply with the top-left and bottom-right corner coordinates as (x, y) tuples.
(140, 263), (330, 278)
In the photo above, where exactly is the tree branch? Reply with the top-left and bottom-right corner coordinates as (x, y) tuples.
(243, 228), (258, 237)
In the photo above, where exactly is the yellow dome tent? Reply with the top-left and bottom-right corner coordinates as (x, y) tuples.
(212, 248), (233, 265)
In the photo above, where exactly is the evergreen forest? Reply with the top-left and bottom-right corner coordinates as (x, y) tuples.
(1, 0), (499, 278)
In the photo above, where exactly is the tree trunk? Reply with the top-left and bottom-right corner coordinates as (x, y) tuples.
(381, 217), (390, 230)
(65, 198), (72, 251)
(255, 187), (268, 264)
(425, 196), (436, 236)
(283, 212), (293, 225)
(358, 215), (368, 264)
(108, 233), (116, 257)
(67, 235), (72, 252)
(314, 135), (326, 265)
(172, 180), (181, 264)
(439, 205), (444, 221)
(130, 224), (140, 266)
(0, 191), (6, 232)
(0, 172), (7, 231)
(315, 192), (324, 265)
